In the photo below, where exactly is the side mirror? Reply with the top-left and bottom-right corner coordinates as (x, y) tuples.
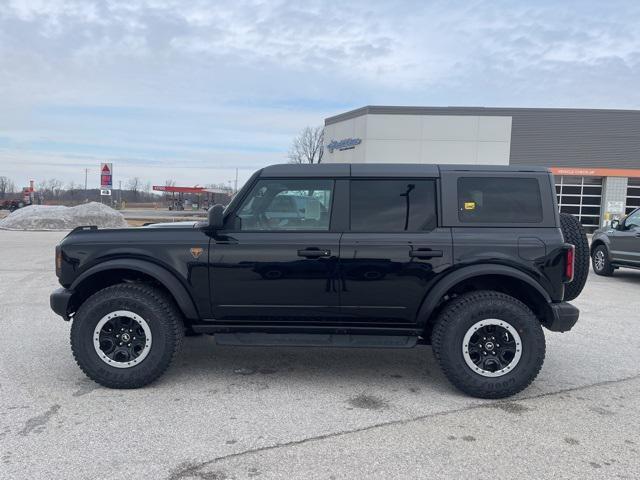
(207, 204), (225, 230)
(610, 219), (620, 230)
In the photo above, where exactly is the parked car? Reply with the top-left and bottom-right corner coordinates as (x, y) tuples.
(50, 163), (588, 399)
(591, 207), (640, 275)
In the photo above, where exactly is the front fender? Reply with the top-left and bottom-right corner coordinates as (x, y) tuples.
(590, 232), (611, 256)
(70, 258), (199, 319)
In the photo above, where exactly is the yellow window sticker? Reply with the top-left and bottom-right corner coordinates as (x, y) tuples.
(464, 202), (476, 210)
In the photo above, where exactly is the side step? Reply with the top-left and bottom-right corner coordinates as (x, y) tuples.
(214, 333), (418, 348)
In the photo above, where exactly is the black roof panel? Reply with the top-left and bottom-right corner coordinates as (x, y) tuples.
(351, 163), (439, 177)
(260, 164), (350, 177)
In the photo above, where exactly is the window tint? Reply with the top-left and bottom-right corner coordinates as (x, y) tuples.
(458, 177), (543, 223)
(235, 179), (333, 231)
(350, 180), (437, 232)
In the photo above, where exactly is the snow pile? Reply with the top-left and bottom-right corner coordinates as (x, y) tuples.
(0, 202), (128, 231)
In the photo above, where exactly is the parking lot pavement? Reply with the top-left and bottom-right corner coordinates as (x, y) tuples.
(1, 230), (639, 480)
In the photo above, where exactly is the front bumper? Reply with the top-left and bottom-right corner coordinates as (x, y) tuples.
(50, 287), (74, 321)
(545, 301), (579, 332)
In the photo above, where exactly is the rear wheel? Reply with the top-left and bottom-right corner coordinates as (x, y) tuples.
(70, 283), (184, 388)
(592, 244), (614, 276)
(559, 213), (589, 301)
(431, 290), (545, 399)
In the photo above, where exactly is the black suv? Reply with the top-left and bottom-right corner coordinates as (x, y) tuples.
(591, 207), (640, 276)
(51, 164), (587, 398)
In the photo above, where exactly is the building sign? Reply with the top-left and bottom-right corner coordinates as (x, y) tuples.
(100, 163), (113, 188)
(551, 167), (640, 178)
(606, 201), (625, 214)
(327, 138), (362, 153)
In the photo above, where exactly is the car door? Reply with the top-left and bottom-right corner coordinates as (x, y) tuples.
(611, 209), (640, 266)
(339, 178), (453, 325)
(209, 177), (341, 323)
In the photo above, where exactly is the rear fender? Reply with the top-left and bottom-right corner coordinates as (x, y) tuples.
(416, 264), (552, 329)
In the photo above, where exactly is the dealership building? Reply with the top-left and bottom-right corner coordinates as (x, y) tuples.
(324, 106), (640, 232)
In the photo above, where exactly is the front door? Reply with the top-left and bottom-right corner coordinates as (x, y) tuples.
(611, 209), (640, 266)
(339, 179), (452, 325)
(209, 177), (340, 322)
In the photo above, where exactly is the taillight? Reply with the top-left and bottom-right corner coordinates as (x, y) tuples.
(565, 245), (575, 282)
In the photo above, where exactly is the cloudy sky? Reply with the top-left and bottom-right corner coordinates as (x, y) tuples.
(1, 0), (639, 189)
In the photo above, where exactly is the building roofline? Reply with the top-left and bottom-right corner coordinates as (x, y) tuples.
(324, 105), (640, 125)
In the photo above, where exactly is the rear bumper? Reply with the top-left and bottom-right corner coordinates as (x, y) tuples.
(545, 302), (579, 332)
(50, 287), (74, 321)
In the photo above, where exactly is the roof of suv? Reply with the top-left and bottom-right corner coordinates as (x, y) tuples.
(260, 163), (549, 178)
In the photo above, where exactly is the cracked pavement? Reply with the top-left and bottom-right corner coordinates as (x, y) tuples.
(1, 230), (639, 479)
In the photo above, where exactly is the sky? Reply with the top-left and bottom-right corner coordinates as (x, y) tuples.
(1, 0), (640, 190)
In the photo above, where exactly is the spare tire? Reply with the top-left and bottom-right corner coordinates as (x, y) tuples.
(559, 213), (589, 301)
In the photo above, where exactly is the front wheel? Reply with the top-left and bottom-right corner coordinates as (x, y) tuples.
(70, 283), (184, 388)
(431, 291), (546, 399)
(592, 244), (614, 276)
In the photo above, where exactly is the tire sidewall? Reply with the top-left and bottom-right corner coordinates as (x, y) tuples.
(438, 297), (545, 395)
(71, 288), (175, 386)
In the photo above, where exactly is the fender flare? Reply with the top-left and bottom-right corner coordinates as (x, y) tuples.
(589, 235), (610, 257)
(70, 258), (199, 319)
(416, 264), (552, 327)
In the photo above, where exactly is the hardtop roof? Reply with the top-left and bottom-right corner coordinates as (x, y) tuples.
(259, 163), (549, 178)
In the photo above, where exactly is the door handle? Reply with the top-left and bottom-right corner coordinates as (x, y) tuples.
(297, 248), (331, 258)
(409, 248), (443, 259)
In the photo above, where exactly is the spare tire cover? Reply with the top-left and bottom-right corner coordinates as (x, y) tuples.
(559, 213), (589, 301)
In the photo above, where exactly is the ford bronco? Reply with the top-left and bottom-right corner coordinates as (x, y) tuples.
(50, 164), (588, 398)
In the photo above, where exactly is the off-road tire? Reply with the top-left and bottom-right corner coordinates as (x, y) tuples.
(70, 283), (184, 388)
(431, 290), (546, 399)
(592, 244), (614, 276)
(559, 212), (589, 301)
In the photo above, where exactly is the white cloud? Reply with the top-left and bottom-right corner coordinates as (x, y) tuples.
(1, 0), (639, 186)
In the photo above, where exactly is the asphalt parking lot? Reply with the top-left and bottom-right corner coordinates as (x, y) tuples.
(1, 230), (639, 479)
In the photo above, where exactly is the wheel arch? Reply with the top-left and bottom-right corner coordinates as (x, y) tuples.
(418, 265), (554, 336)
(69, 259), (199, 320)
(590, 238), (608, 256)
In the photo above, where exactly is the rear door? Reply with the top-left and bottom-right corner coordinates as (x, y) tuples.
(209, 177), (341, 322)
(339, 178), (452, 325)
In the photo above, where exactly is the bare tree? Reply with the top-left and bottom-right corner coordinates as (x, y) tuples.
(0, 176), (16, 199)
(66, 181), (80, 203)
(47, 179), (63, 198)
(127, 177), (141, 200)
(288, 126), (324, 164)
(37, 179), (49, 199)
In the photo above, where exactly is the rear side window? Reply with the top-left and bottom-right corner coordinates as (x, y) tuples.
(350, 180), (437, 232)
(458, 177), (543, 223)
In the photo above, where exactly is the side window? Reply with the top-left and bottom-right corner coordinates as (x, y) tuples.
(458, 177), (543, 223)
(624, 209), (640, 229)
(350, 180), (437, 232)
(234, 179), (333, 231)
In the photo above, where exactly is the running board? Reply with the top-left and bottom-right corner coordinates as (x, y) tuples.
(214, 333), (418, 348)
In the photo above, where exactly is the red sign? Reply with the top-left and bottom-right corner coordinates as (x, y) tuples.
(100, 163), (113, 188)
